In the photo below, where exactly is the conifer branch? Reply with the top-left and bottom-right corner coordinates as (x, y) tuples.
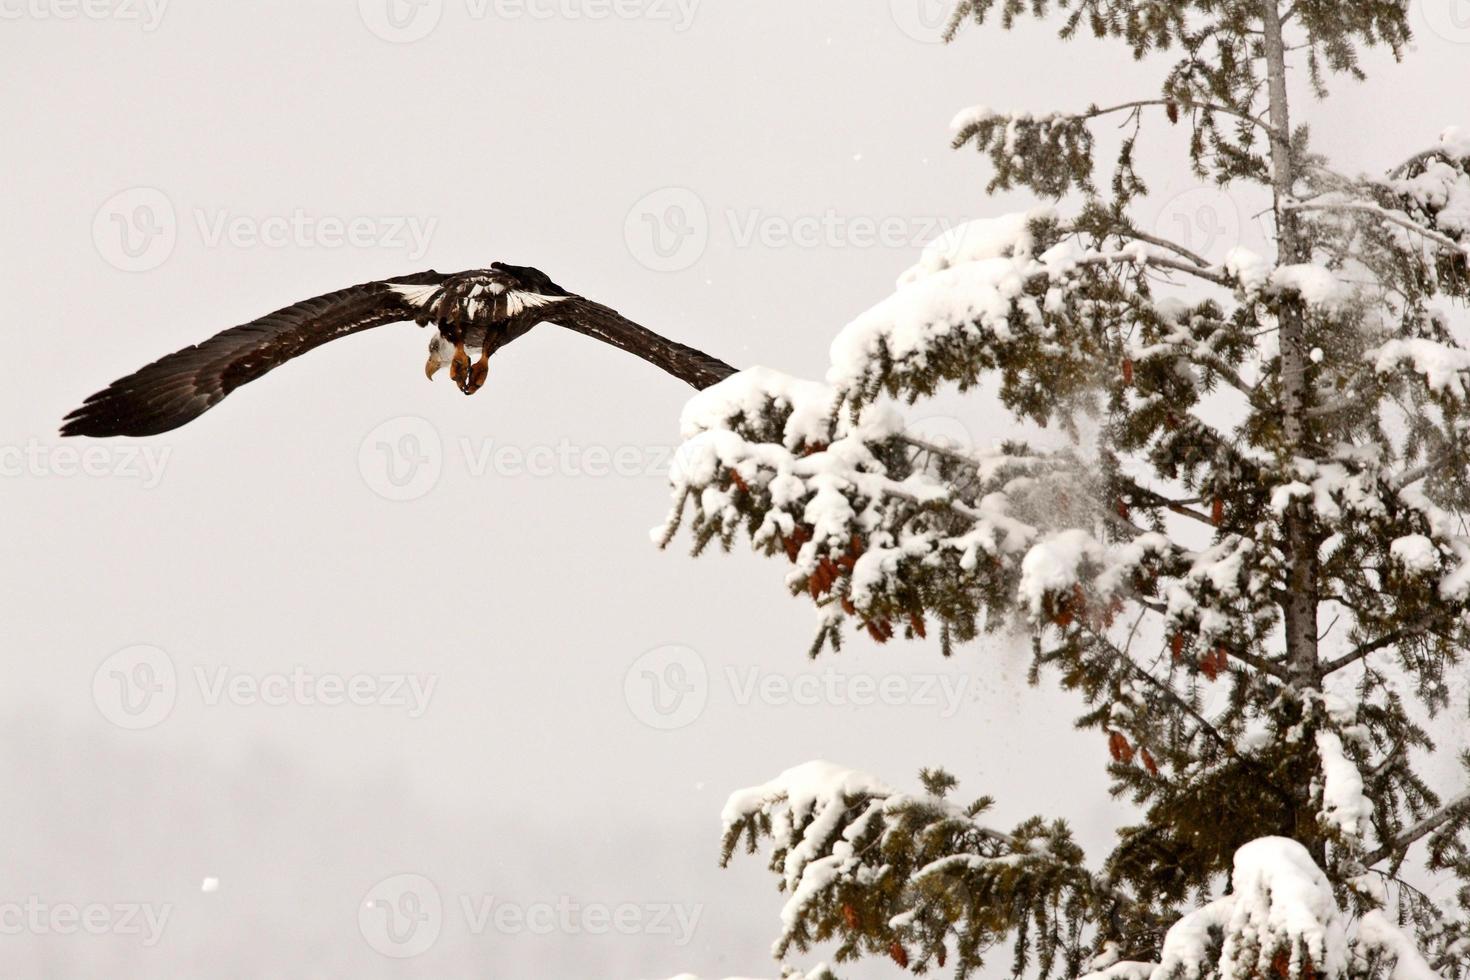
(1071, 248), (1235, 288)
(1083, 623), (1232, 752)
(1388, 147), (1446, 179)
(1223, 646), (1292, 682)
(1106, 227), (1212, 269)
(1394, 461), (1436, 492)
(1320, 617), (1443, 675)
(1365, 790), (1470, 866)
(1077, 99), (1279, 138)
(1118, 484), (1217, 527)
(1283, 199), (1468, 256)
(1188, 352), (1262, 405)
(899, 435), (984, 468)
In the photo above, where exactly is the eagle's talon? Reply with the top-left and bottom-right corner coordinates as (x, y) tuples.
(467, 356), (490, 394)
(449, 342), (471, 387)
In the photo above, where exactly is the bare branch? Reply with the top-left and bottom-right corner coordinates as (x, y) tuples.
(1071, 248), (1235, 288)
(1365, 789), (1470, 866)
(1081, 623), (1232, 752)
(1075, 99), (1280, 138)
(1321, 614), (1445, 675)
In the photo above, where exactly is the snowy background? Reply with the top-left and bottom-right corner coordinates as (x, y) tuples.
(4, 1), (1470, 976)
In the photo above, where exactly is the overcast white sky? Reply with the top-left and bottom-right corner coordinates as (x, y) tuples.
(4, 1), (1470, 976)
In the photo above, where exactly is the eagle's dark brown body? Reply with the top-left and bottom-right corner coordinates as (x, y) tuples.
(61, 262), (736, 438)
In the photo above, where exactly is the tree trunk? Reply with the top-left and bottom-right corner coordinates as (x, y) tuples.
(1260, 0), (1318, 684)
(1261, 0), (1324, 857)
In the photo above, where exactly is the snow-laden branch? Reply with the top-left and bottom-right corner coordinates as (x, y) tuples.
(1082, 838), (1456, 980)
(720, 761), (1094, 978)
(1284, 199), (1469, 258)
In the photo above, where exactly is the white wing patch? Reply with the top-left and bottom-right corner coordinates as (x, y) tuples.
(505, 291), (568, 316)
(388, 283), (441, 308)
(389, 277), (566, 319)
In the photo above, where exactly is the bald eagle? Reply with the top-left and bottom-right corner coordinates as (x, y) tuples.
(61, 263), (736, 438)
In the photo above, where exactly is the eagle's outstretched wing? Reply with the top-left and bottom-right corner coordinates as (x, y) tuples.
(61, 272), (447, 438)
(548, 297), (736, 391)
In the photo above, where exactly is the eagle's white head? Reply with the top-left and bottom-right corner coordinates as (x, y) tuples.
(424, 331), (454, 381)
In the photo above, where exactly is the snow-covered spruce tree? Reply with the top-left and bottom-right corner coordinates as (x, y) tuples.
(656, 3), (1470, 979)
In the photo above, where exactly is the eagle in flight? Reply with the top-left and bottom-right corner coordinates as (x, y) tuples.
(61, 263), (737, 438)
